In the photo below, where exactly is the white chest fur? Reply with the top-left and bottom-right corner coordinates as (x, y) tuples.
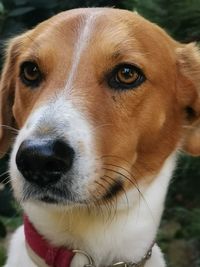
(14, 153), (176, 267)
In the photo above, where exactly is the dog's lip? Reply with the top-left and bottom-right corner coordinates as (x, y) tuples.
(33, 192), (75, 204)
(39, 195), (59, 204)
(22, 182), (76, 204)
(36, 195), (87, 206)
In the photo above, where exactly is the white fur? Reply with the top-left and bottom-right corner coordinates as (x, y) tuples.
(5, 153), (176, 267)
(9, 95), (100, 203)
(4, 226), (36, 267)
(65, 12), (100, 91)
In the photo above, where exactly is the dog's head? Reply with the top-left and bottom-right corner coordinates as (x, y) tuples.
(0, 8), (200, 207)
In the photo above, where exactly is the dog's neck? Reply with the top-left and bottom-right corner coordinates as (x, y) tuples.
(23, 154), (176, 267)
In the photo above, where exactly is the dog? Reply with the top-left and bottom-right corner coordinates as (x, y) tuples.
(0, 7), (200, 267)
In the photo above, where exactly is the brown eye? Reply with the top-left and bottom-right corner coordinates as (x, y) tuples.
(108, 64), (146, 90)
(20, 61), (43, 87)
(117, 67), (139, 84)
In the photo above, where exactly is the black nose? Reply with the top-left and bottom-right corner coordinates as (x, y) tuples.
(16, 139), (75, 187)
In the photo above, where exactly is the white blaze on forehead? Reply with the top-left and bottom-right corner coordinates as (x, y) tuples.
(65, 12), (101, 91)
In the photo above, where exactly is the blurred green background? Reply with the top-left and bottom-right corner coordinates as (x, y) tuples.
(0, 0), (200, 266)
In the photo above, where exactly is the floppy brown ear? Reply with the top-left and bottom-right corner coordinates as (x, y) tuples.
(0, 38), (20, 158)
(176, 43), (200, 156)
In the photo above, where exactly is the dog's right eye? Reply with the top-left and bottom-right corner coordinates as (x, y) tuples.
(107, 64), (146, 90)
(20, 61), (43, 88)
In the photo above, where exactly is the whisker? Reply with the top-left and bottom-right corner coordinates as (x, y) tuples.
(94, 181), (113, 221)
(103, 166), (156, 224)
(1, 177), (11, 186)
(0, 170), (10, 179)
(102, 175), (129, 211)
(102, 154), (155, 176)
(88, 191), (104, 219)
(102, 167), (140, 194)
(104, 163), (146, 209)
(104, 163), (139, 187)
(100, 176), (118, 221)
(0, 151), (10, 157)
(0, 124), (19, 133)
(92, 123), (113, 130)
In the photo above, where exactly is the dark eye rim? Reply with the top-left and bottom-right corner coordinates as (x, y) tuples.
(19, 61), (43, 88)
(107, 63), (146, 90)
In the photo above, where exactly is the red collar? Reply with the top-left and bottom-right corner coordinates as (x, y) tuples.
(24, 215), (75, 267)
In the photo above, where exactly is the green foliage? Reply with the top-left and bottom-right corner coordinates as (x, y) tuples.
(0, 245), (6, 266)
(167, 155), (200, 208)
(161, 155), (200, 267)
(163, 207), (200, 240)
(0, 215), (22, 232)
(0, 220), (6, 238)
(0, 0), (128, 39)
(134, 0), (200, 42)
(1, 0), (200, 45)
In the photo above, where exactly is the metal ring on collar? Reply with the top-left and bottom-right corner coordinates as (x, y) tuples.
(73, 249), (96, 267)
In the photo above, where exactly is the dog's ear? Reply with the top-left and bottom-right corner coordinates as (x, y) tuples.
(0, 37), (20, 157)
(176, 43), (200, 156)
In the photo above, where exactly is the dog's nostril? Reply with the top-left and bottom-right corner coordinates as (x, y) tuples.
(16, 139), (75, 187)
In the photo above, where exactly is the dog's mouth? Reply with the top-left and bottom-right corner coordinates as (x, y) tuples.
(21, 180), (81, 205)
(20, 172), (125, 206)
(40, 195), (59, 204)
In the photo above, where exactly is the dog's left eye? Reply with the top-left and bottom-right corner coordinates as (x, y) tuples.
(20, 61), (43, 87)
(108, 64), (146, 90)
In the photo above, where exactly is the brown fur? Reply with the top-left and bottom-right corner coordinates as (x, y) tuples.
(0, 8), (200, 198)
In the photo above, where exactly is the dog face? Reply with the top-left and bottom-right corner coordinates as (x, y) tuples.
(0, 8), (200, 207)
